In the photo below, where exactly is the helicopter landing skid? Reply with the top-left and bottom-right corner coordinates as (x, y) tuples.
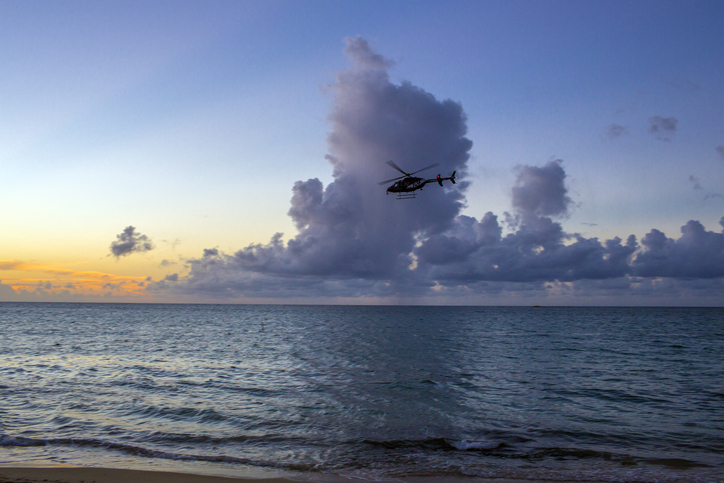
(395, 192), (417, 200)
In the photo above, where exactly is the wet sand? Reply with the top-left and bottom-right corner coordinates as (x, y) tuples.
(0, 466), (603, 483)
(1, 467), (291, 483)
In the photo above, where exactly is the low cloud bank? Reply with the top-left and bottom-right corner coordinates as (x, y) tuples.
(149, 38), (723, 303)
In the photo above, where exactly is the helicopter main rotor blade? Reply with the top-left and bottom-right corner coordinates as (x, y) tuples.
(410, 162), (440, 175)
(385, 160), (410, 176)
(377, 175), (406, 185)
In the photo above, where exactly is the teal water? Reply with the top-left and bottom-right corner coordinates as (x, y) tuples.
(0, 303), (722, 482)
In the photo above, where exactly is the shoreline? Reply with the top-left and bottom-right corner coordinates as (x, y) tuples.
(1, 467), (298, 483)
(0, 466), (608, 483)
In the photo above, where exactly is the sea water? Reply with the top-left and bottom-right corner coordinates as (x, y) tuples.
(0, 303), (722, 482)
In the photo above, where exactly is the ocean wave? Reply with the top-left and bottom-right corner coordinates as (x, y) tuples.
(1, 432), (721, 482)
(2, 304), (722, 483)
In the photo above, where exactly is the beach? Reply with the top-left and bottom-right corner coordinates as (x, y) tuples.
(0, 466), (605, 483)
(0, 466), (295, 483)
(0, 466), (255, 483)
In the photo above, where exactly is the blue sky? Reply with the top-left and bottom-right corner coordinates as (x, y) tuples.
(1, 0), (723, 304)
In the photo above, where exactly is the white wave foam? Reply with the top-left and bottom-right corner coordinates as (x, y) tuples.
(450, 439), (499, 450)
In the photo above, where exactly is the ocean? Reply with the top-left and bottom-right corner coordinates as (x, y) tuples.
(0, 303), (722, 482)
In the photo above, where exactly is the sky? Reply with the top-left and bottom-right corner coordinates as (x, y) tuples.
(1, 0), (723, 305)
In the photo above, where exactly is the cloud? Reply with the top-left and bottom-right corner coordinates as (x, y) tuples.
(632, 218), (724, 278)
(110, 226), (155, 258)
(203, 248), (219, 258)
(414, 176), (638, 286)
(342, 37), (394, 70)
(606, 124), (628, 139)
(0, 260), (34, 271)
(648, 115), (678, 141)
(147, 38), (724, 303)
(155, 36), (470, 297)
(0, 265), (152, 302)
(717, 145), (724, 160)
(689, 175), (723, 201)
(414, 212), (724, 290)
(0, 281), (17, 300)
(614, 102), (637, 115)
(0, 260), (147, 288)
(511, 160), (572, 221)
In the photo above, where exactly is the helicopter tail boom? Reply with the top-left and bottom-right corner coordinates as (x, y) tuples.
(435, 171), (457, 186)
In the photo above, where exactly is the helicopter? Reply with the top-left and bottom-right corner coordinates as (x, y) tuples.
(378, 160), (456, 199)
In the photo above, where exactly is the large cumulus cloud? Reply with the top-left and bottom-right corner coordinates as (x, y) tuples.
(157, 37), (470, 298)
(150, 38), (724, 302)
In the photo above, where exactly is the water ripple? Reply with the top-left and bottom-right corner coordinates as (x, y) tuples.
(0, 303), (722, 483)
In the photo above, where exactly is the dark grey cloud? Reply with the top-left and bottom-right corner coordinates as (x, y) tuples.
(632, 218), (724, 278)
(110, 226), (154, 258)
(148, 38), (724, 302)
(415, 212), (724, 289)
(414, 166), (724, 288)
(511, 160), (572, 220)
(414, 169), (638, 285)
(648, 115), (678, 141)
(606, 124), (628, 139)
(717, 145), (724, 160)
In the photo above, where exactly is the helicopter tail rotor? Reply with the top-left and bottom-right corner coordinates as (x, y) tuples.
(450, 171), (456, 184)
